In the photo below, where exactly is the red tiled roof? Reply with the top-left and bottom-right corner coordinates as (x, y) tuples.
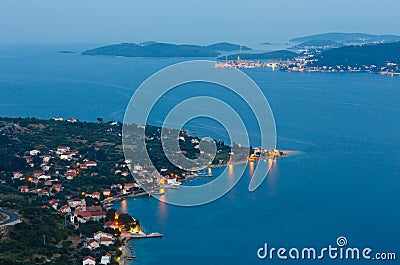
(83, 255), (96, 261)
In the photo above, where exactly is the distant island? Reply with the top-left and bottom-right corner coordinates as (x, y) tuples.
(205, 42), (251, 51)
(82, 42), (251, 58)
(293, 40), (344, 50)
(219, 50), (298, 61)
(59, 50), (75, 54)
(290, 32), (400, 45)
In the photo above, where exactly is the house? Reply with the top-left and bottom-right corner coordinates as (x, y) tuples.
(87, 239), (99, 249)
(104, 221), (119, 230)
(89, 192), (101, 200)
(57, 146), (70, 154)
(94, 231), (113, 241)
(41, 154), (52, 163)
(124, 183), (135, 190)
(38, 175), (52, 181)
(28, 162), (34, 168)
(42, 164), (51, 171)
(52, 116), (63, 121)
(66, 169), (77, 180)
(19, 185), (29, 192)
(48, 199), (59, 210)
(44, 180), (53, 186)
(38, 189), (50, 196)
(82, 256), (96, 265)
(114, 210), (124, 221)
(29, 149), (41, 156)
(103, 189), (111, 197)
(84, 161), (97, 167)
(74, 210), (106, 223)
(121, 171), (129, 177)
(12, 171), (23, 180)
(33, 170), (43, 178)
(59, 205), (71, 214)
(86, 205), (103, 212)
(67, 198), (86, 211)
(29, 188), (38, 193)
(67, 118), (77, 123)
(60, 151), (78, 160)
(99, 237), (113, 246)
(100, 253), (111, 265)
(51, 184), (63, 192)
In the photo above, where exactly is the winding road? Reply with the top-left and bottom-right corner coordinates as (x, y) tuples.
(0, 208), (20, 226)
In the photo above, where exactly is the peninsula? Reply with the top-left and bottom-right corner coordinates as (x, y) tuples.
(0, 117), (290, 264)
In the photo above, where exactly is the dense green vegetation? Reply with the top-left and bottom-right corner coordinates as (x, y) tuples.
(311, 42), (400, 67)
(82, 43), (220, 57)
(205, 42), (251, 51)
(82, 42), (252, 58)
(0, 187), (81, 265)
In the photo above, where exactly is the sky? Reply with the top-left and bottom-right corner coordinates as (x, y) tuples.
(1, 0), (399, 45)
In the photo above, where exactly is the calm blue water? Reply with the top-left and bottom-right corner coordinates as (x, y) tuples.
(1, 45), (399, 264)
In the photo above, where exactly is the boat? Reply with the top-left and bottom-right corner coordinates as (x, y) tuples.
(148, 232), (163, 237)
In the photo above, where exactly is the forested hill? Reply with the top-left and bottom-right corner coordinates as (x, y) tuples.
(311, 42), (400, 67)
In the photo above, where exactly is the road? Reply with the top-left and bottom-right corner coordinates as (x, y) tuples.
(0, 208), (20, 226)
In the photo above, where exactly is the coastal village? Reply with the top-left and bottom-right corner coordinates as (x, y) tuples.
(10, 137), (162, 264)
(0, 117), (171, 264)
(0, 117), (288, 264)
(214, 44), (400, 75)
(215, 55), (400, 75)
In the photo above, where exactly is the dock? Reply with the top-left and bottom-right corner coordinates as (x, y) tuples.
(129, 232), (163, 239)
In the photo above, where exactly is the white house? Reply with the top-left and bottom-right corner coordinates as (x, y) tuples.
(41, 154), (52, 162)
(12, 172), (23, 180)
(59, 205), (71, 214)
(82, 256), (96, 265)
(60, 151), (78, 160)
(99, 237), (113, 246)
(93, 231), (113, 241)
(84, 161), (97, 167)
(67, 118), (77, 123)
(100, 253), (111, 265)
(29, 149), (41, 156)
(57, 146), (70, 154)
(87, 239), (99, 250)
(67, 198), (86, 211)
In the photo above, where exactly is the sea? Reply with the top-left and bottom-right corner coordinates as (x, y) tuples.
(0, 44), (399, 264)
